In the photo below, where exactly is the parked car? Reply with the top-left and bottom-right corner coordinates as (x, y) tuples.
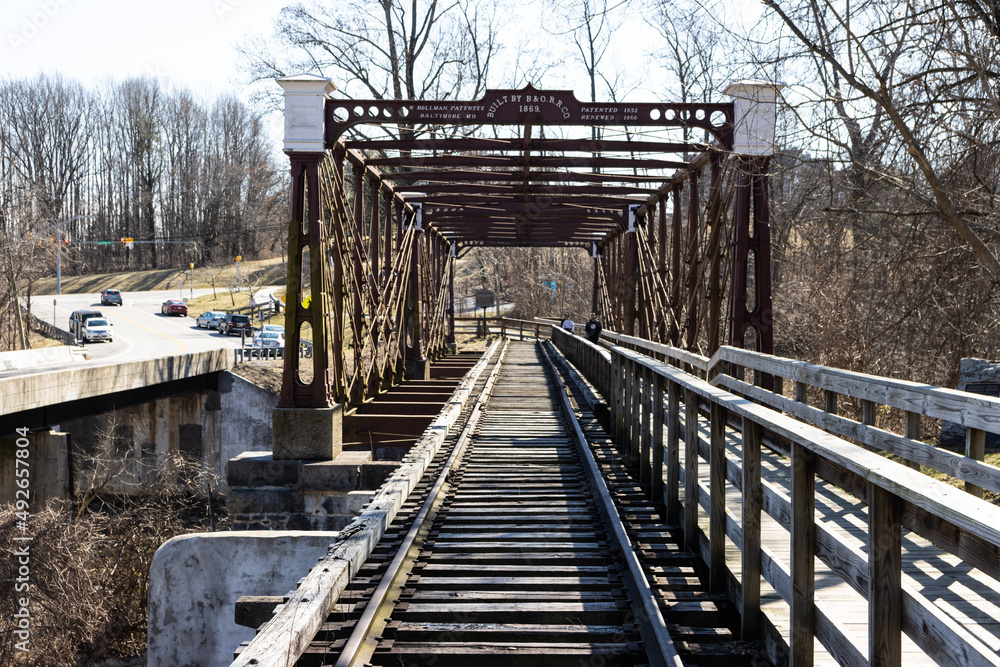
(81, 317), (113, 343)
(161, 299), (187, 316)
(100, 288), (123, 306)
(251, 331), (285, 348)
(196, 310), (226, 329)
(68, 309), (104, 338)
(219, 313), (253, 336)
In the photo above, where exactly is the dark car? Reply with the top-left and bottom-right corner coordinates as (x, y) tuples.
(68, 309), (104, 339)
(219, 313), (253, 336)
(100, 288), (123, 306)
(161, 299), (188, 316)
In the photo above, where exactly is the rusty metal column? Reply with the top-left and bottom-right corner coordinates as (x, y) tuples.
(383, 189), (394, 279)
(657, 195), (668, 342)
(591, 242), (600, 315)
(278, 152), (331, 409)
(729, 156), (774, 355)
(273, 74), (341, 461)
(405, 204), (430, 379)
(624, 206), (640, 336)
(724, 80), (781, 358)
(369, 172), (381, 286)
(706, 153), (725, 355)
(447, 242), (456, 352)
(669, 184), (682, 347)
(684, 170), (701, 351)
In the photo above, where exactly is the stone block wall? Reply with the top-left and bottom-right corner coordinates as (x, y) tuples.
(226, 451), (397, 531)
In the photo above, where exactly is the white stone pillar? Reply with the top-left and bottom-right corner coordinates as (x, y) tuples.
(275, 74), (336, 153)
(723, 79), (784, 155)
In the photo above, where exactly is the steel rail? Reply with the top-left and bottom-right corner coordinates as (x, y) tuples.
(538, 340), (685, 667)
(334, 340), (512, 667)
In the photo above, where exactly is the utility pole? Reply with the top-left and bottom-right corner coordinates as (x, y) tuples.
(47, 214), (95, 295)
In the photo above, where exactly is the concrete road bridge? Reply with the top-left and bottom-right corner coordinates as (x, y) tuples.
(5, 76), (1000, 666)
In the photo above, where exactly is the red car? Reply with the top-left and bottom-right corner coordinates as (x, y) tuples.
(161, 299), (188, 316)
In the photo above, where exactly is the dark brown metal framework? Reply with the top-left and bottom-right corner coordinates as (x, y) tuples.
(279, 85), (773, 411)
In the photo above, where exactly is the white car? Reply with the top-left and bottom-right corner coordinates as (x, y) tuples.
(261, 324), (285, 335)
(81, 318), (113, 343)
(251, 331), (285, 348)
(196, 311), (226, 329)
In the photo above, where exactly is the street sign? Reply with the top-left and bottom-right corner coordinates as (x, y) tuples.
(474, 288), (495, 308)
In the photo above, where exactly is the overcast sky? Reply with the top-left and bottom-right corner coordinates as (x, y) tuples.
(1, 0), (763, 145)
(2, 0), (282, 99)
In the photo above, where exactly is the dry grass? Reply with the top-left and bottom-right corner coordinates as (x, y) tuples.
(0, 411), (223, 666)
(31, 257), (286, 295)
(0, 492), (219, 665)
(27, 329), (64, 350)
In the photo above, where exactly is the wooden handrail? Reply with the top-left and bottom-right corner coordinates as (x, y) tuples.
(709, 345), (1000, 433)
(577, 328), (1000, 497)
(551, 328), (1000, 666)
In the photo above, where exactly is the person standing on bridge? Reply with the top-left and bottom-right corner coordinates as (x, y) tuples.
(561, 314), (575, 332)
(585, 313), (602, 343)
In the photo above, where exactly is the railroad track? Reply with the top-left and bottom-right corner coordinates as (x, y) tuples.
(237, 340), (764, 666)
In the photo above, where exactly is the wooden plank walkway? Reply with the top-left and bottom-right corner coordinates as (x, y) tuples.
(685, 411), (1000, 665)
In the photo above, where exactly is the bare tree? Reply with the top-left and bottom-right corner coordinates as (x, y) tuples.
(239, 0), (508, 141)
(755, 0), (1000, 280)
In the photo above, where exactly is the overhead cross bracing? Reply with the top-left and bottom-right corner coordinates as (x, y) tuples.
(328, 85), (733, 252)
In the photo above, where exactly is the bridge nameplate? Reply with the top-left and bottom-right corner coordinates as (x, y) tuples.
(965, 382), (1000, 397)
(474, 289), (495, 309)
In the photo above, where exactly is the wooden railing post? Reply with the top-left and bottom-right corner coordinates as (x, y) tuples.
(791, 442), (816, 666)
(862, 399), (877, 452)
(666, 380), (681, 523)
(904, 410), (922, 471)
(640, 364), (652, 484)
(741, 418), (762, 639)
(966, 427), (986, 497)
(652, 373), (665, 511)
(824, 389), (838, 415)
(684, 389), (700, 551)
(625, 359), (633, 461)
(630, 359), (641, 468)
(869, 483), (903, 667)
(709, 402), (727, 591)
(611, 352), (621, 445)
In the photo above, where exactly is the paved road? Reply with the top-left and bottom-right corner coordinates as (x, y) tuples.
(7, 289), (278, 379)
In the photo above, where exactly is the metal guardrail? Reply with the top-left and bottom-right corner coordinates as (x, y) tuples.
(20, 307), (76, 345)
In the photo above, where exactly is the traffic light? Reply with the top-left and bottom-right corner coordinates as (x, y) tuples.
(120, 237), (125, 246)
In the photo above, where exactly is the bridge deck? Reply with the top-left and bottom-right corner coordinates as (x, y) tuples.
(236, 341), (765, 665)
(236, 340), (1000, 666)
(687, 410), (1000, 664)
